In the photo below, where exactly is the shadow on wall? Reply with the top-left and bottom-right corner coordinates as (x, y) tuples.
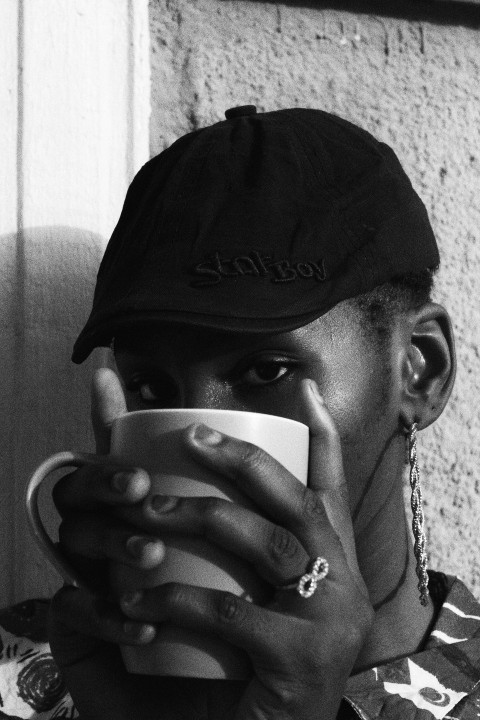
(0, 226), (107, 605)
(8, 225), (107, 454)
(224, 0), (480, 26)
(12, 225), (104, 338)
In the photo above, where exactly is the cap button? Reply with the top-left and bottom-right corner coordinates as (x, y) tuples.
(225, 105), (257, 120)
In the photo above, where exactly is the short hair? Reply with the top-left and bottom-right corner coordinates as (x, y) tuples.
(349, 267), (438, 346)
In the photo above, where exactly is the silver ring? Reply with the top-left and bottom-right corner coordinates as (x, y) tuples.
(280, 557), (329, 598)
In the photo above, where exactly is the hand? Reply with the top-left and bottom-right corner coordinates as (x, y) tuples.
(50, 369), (246, 719)
(51, 368), (158, 594)
(49, 371), (373, 720)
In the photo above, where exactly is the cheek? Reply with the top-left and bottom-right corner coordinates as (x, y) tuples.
(321, 352), (398, 513)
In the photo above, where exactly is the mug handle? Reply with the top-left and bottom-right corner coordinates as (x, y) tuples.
(25, 451), (100, 588)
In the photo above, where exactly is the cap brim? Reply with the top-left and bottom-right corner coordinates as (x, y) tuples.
(71, 306), (334, 363)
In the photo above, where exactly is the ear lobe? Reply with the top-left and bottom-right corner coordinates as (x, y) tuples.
(402, 303), (456, 430)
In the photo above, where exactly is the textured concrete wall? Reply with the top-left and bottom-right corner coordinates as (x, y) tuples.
(149, 1), (480, 594)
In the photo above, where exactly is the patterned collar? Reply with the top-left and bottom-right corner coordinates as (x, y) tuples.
(345, 573), (480, 719)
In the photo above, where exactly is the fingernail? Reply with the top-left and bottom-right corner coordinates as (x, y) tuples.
(123, 621), (153, 640)
(126, 536), (159, 558)
(151, 494), (178, 513)
(193, 424), (223, 446)
(309, 380), (324, 404)
(111, 471), (131, 493)
(121, 590), (143, 607)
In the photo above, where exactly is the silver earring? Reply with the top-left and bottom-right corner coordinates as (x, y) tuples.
(407, 423), (429, 606)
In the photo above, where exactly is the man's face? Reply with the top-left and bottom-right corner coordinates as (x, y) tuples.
(114, 301), (403, 530)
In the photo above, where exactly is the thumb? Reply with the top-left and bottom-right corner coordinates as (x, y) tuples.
(91, 368), (127, 454)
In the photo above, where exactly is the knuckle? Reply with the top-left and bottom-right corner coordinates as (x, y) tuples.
(269, 525), (303, 565)
(331, 617), (368, 659)
(238, 442), (268, 476)
(201, 496), (227, 528)
(324, 593), (374, 656)
(162, 582), (190, 609)
(301, 489), (327, 523)
(215, 592), (246, 625)
(264, 679), (299, 713)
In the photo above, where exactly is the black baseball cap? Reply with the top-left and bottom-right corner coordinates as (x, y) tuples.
(72, 106), (439, 363)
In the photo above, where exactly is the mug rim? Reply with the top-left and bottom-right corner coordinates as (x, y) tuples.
(112, 408), (308, 431)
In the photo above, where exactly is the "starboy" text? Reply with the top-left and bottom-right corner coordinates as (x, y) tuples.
(189, 251), (327, 287)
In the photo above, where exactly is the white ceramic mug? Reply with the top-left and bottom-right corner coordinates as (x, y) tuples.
(26, 408), (309, 679)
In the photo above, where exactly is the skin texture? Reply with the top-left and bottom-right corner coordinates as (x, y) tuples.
(48, 299), (455, 720)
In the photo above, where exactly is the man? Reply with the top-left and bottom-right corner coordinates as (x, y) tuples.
(4, 107), (480, 719)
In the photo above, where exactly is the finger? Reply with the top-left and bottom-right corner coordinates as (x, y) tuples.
(185, 425), (307, 523)
(53, 464), (150, 514)
(183, 421), (341, 560)
(301, 379), (359, 576)
(116, 495), (309, 587)
(120, 583), (321, 664)
(59, 513), (165, 570)
(91, 367), (127, 454)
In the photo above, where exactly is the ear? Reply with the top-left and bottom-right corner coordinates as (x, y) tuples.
(400, 303), (456, 430)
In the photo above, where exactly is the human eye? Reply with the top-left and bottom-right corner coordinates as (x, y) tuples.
(233, 356), (297, 388)
(125, 373), (178, 406)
